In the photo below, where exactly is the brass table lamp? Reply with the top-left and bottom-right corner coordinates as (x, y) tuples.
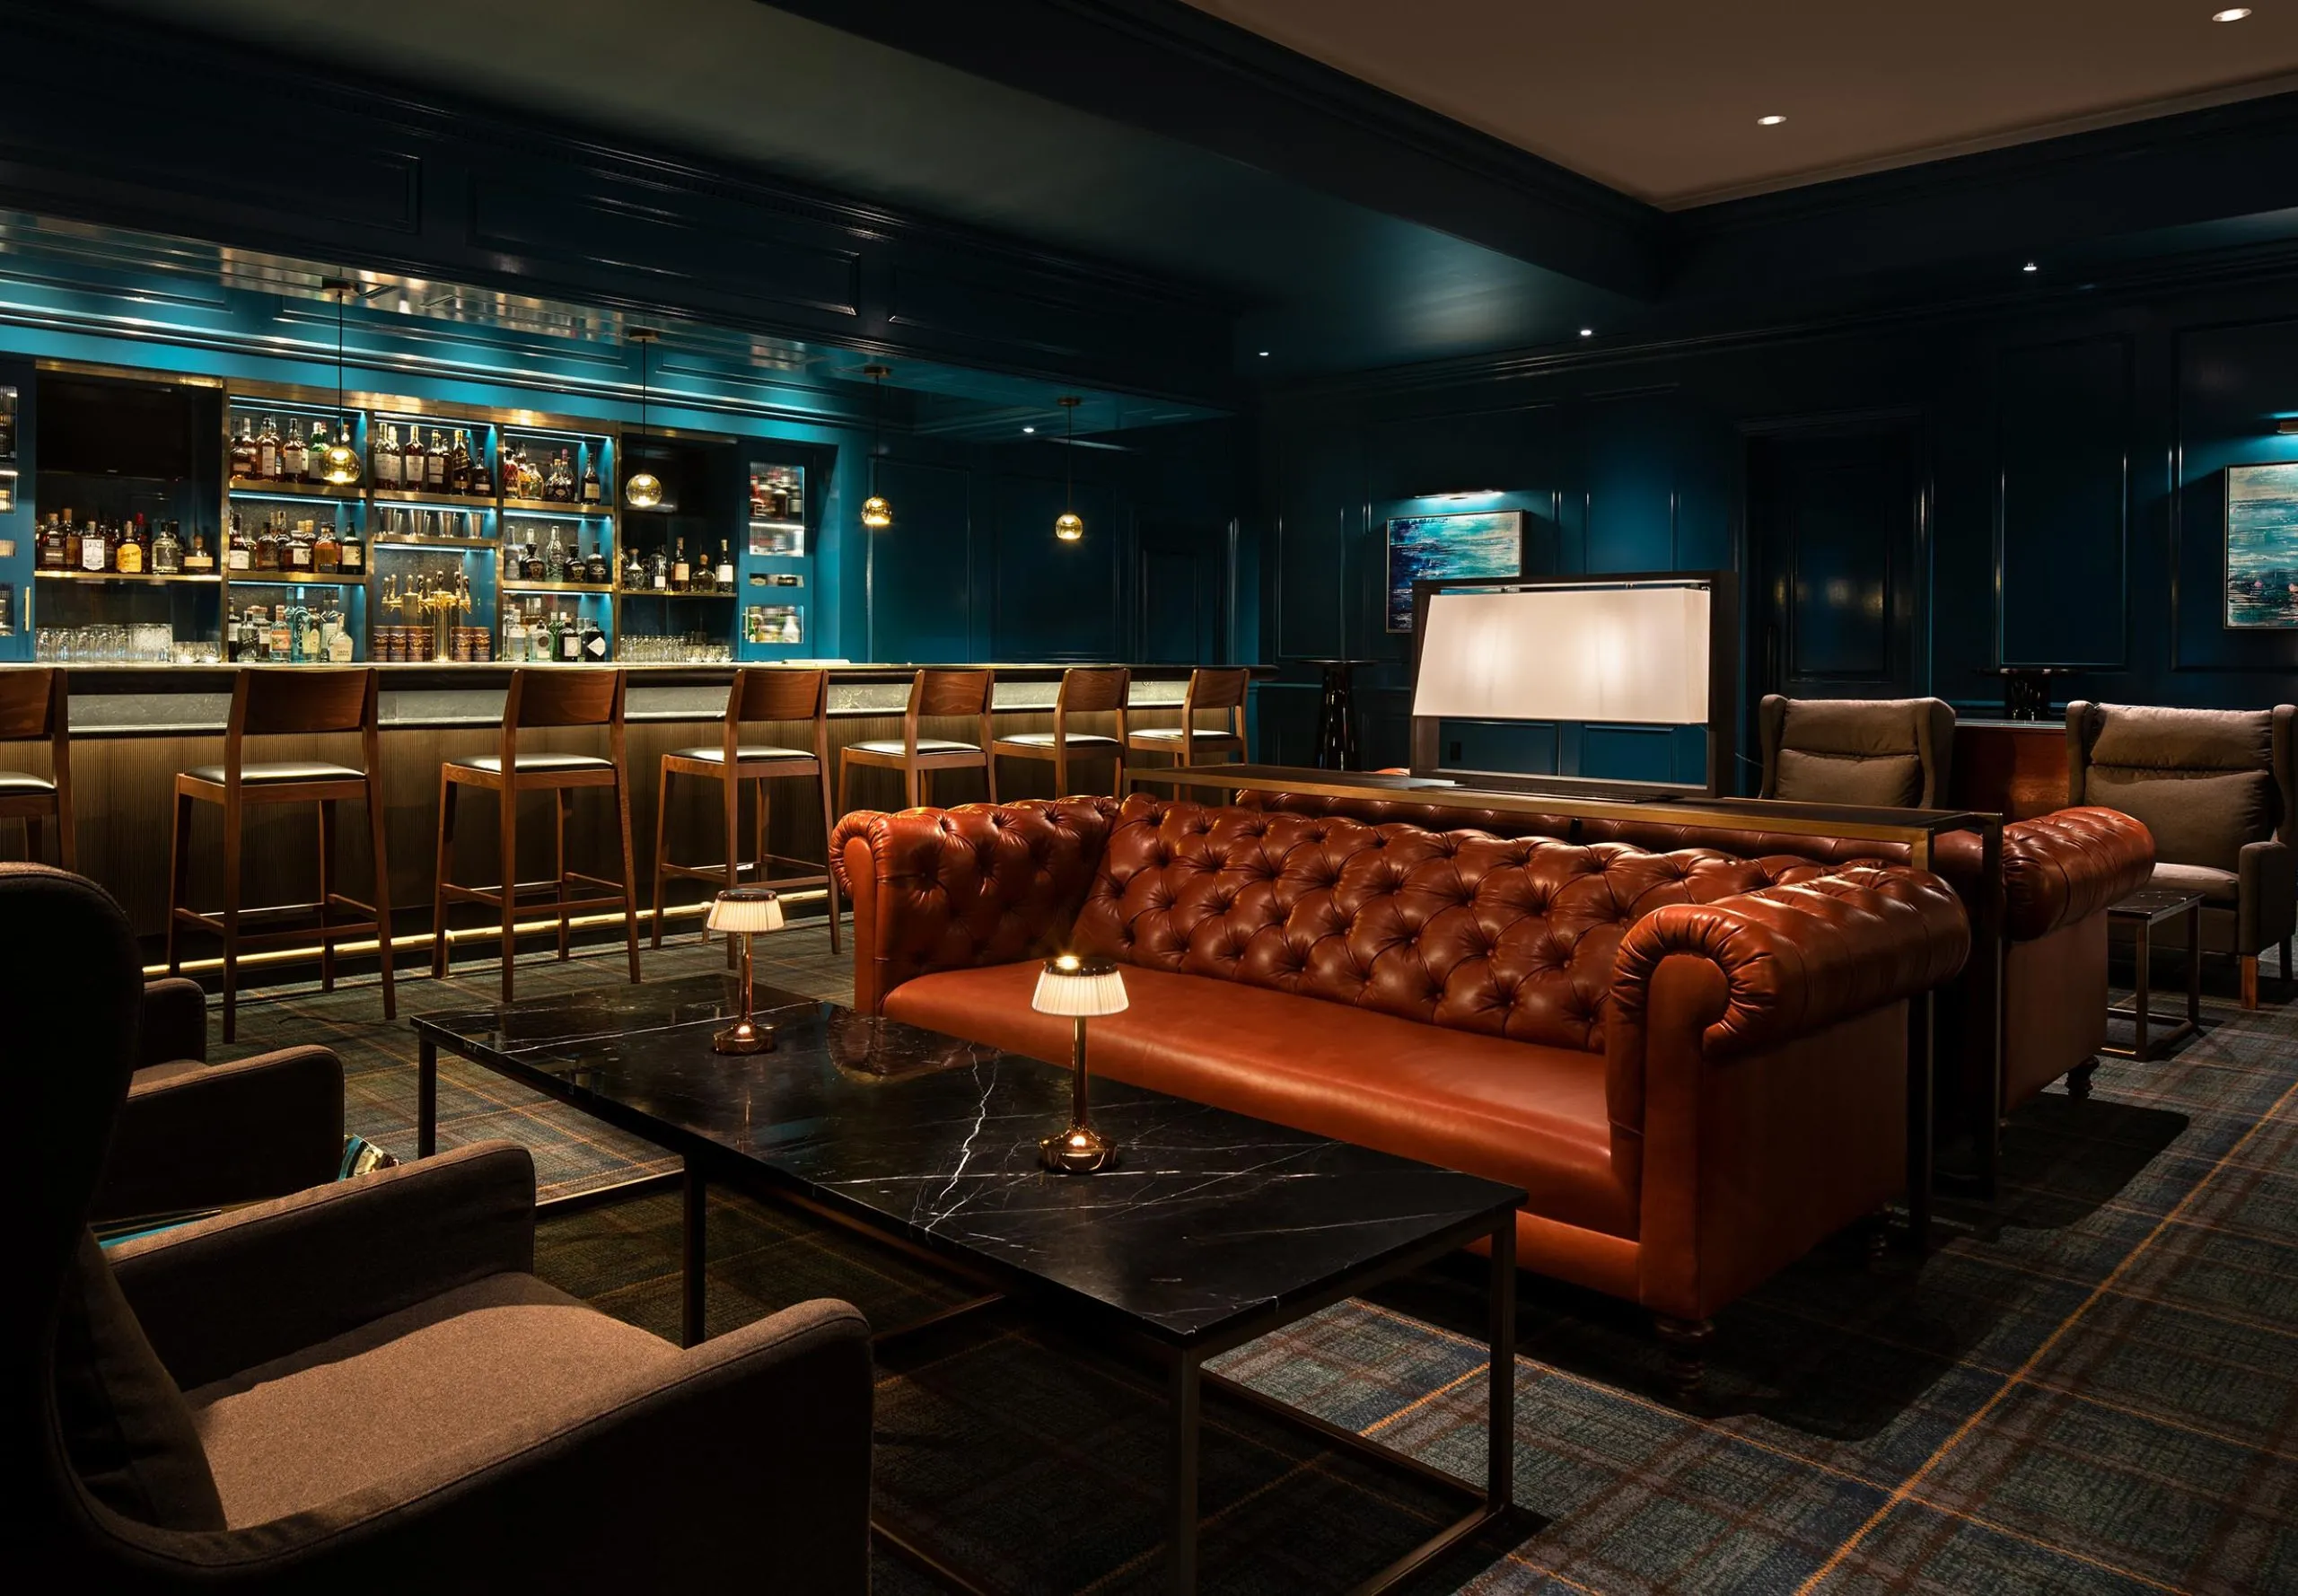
(707, 887), (785, 1055)
(1032, 952), (1128, 1174)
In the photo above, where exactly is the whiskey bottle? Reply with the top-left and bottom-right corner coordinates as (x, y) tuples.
(448, 429), (472, 495)
(313, 519), (339, 574)
(307, 418), (331, 483)
(152, 520), (182, 575)
(226, 513), (252, 573)
(584, 545), (608, 584)
(183, 532), (215, 574)
(336, 519), (364, 574)
(257, 416), (284, 480)
(116, 516), (145, 575)
(646, 547), (667, 592)
(714, 539), (734, 590)
(230, 417), (259, 480)
(380, 423), (405, 488)
(80, 519), (109, 573)
(286, 520), (315, 573)
(670, 539), (690, 592)
(425, 430), (449, 492)
(39, 513), (67, 569)
(253, 515), (282, 572)
(520, 541), (543, 582)
(280, 418), (308, 483)
(464, 434), (493, 497)
(580, 454), (600, 504)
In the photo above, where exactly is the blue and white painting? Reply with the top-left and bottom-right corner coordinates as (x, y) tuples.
(1385, 510), (1522, 632)
(2227, 463), (2298, 628)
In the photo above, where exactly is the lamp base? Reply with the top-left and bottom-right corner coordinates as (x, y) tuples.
(1039, 1122), (1120, 1175)
(712, 1019), (777, 1056)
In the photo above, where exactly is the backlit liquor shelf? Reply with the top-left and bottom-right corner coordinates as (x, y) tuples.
(22, 364), (815, 665)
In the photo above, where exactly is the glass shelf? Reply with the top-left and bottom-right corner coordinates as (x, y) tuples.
(370, 488), (497, 511)
(503, 579), (613, 594)
(34, 570), (220, 585)
(502, 497), (611, 517)
(228, 479), (363, 502)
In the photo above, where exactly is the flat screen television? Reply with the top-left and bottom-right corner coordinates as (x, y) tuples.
(38, 377), (214, 482)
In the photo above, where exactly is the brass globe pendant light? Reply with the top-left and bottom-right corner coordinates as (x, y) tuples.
(1053, 395), (1083, 542)
(623, 329), (663, 511)
(860, 364), (893, 530)
(317, 278), (363, 487)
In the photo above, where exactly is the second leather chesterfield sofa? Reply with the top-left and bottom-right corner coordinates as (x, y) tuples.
(835, 794), (1969, 1387)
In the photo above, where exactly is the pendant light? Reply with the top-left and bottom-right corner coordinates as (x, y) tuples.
(1054, 395), (1083, 542)
(860, 364), (893, 530)
(317, 278), (363, 487)
(623, 329), (663, 511)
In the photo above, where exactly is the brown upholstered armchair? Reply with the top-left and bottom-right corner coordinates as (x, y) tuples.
(2068, 701), (2297, 1006)
(1758, 695), (1956, 806)
(96, 978), (345, 1226)
(8, 864), (873, 1592)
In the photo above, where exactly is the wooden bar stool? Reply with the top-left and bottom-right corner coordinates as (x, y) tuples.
(838, 668), (997, 812)
(167, 668), (393, 1043)
(990, 665), (1130, 798)
(0, 668), (73, 868)
(431, 668), (640, 1002)
(1126, 667), (1250, 774)
(653, 666), (840, 953)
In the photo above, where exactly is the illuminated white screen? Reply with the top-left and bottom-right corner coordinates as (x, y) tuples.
(1411, 583), (1711, 725)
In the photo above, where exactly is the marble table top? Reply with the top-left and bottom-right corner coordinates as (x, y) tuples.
(415, 973), (1523, 1346)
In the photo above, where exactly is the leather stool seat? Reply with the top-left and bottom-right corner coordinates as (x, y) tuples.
(1127, 728), (1240, 743)
(0, 768), (57, 793)
(186, 760), (365, 785)
(668, 744), (811, 764)
(451, 752), (612, 775)
(995, 731), (1120, 750)
(849, 738), (980, 757)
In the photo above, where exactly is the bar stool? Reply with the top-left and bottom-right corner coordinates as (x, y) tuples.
(0, 667), (73, 868)
(990, 665), (1130, 798)
(653, 666), (840, 953)
(838, 668), (997, 811)
(1126, 667), (1250, 774)
(431, 668), (640, 1002)
(167, 668), (393, 1043)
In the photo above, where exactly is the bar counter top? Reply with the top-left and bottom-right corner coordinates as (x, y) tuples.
(42, 661), (1227, 736)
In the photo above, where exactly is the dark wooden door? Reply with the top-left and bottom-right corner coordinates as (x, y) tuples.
(1136, 520), (1226, 663)
(1746, 423), (1925, 706)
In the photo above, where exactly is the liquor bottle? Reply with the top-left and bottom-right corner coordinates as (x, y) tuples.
(286, 520), (315, 573)
(253, 515), (282, 572)
(39, 513), (67, 569)
(231, 417), (259, 480)
(257, 415), (283, 480)
(425, 430), (449, 491)
(224, 603), (241, 662)
(545, 524), (567, 583)
(116, 516), (145, 575)
(465, 434), (492, 498)
(584, 544), (608, 585)
(80, 519), (109, 573)
(269, 609), (293, 662)
(280, 419), (308, 483)
(337, 518), (364, 574)
(183, 532), (215, 574)
(307, 418), (331, 483)
(537, 609), (560, 663)
(558, 610), (583, 662)
(226, 513), (252, 573)
(313, 518), (339, 574)
(670, 538), (689, 592)
(547, 450), (574, 503)
(152, 520), (182, 575)
(580, 454), (600, 504)
(517, 541), (540, 582)
(771, 473), (791, 520)
(503, 606), (528, 661)
(714, 539), (734, 590)
(373, 423), (399, 488)
(582, 616), (607, 661)
(448, 429), (472, 495)
(646, 547), (667, 592)
(619, 547), (643, 590)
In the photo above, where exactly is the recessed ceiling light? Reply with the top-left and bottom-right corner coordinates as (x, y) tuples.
(2215, 8), (2252, 21)
(1022, 425), (1035, 434)
(1579, 328), (1594, 338)
(1757, 114), (1786, 127)
(2023, 261), (2039, 272)
(1258, 350), (1271, 357)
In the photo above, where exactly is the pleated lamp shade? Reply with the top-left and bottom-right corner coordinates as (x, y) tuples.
(1031, 952), (1128, 1017)
(706, 888), (785, 935)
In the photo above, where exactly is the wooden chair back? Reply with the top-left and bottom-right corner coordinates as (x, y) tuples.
(907, 669), (995, 758)
(1182, 669), (1251, 747)
(502, 668), (626, 772)
(223, 668), (378, 785)
(1056, 666), (1129, 744)
(728, 667), (829, 763)
(0, 669), (62, 741)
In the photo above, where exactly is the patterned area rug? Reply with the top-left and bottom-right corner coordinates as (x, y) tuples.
(215, 929), (2298, 1594)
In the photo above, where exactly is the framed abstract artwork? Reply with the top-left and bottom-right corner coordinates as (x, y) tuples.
(2226, 462), (2298, 628)
(1384, 510), (1522, 632)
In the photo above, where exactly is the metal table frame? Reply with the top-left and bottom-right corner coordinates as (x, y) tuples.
(2101, 891), (2204, 1064)
(1123, 762), (2009, 1239)
(415, 1019), (1521, 1596)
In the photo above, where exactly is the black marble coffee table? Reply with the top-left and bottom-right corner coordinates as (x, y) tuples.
(413, 973), (1525, 1596)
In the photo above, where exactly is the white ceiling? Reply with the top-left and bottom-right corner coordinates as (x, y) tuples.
(1182, 0), (2298, 207)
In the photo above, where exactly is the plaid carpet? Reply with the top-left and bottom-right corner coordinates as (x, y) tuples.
(214, 932), (2298, 1594)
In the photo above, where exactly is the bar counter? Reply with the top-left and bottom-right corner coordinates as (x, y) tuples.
(36, 662), (1207, 944)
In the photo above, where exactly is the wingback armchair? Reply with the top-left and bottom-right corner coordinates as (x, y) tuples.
(1758, 695), (1956, 807)
(2067, 701), (2297, 1006)
(5, 864), (873, 1592)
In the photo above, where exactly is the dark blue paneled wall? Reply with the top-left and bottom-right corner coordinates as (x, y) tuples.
(1259, 274), (2298, 778)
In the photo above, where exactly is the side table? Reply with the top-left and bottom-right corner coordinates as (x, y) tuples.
(2101, 889), (2204, 1066)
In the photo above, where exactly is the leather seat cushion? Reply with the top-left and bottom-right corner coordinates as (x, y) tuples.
(450, 752), (612, 775)
(186, 762), (364, 785)
(848, 739), (981, 757)
(886, 960), (1632, 1238)
(996, 732), (1121, 750)
(186, 1272), (673, 1529)
(670, 744), (811, 764)
(2148, 861), (2240, 906)
(0, 768), (57, 794)
(1129, 728), (1241, 741)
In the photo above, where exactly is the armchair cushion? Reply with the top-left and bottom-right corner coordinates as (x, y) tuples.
(2085, 766), (2270, 873)
(2086, 705), (2274, 772)
(2152, 862), (2240, 906)
(188, 1271), (674, 1528)
(98, 1045), (346, 1223)
(53, 1231), (224, 1530)
(1774, 748), (1924, 807)
(139, 977), (210, 1068)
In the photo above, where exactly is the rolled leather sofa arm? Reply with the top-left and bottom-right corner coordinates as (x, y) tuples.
(1609, 864), (1970, 1063)
(835, 797), (1119, 1012)
(2001, 805), (2155, 942)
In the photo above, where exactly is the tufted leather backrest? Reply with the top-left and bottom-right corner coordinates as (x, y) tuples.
(1072, 796), (1841, 1053)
